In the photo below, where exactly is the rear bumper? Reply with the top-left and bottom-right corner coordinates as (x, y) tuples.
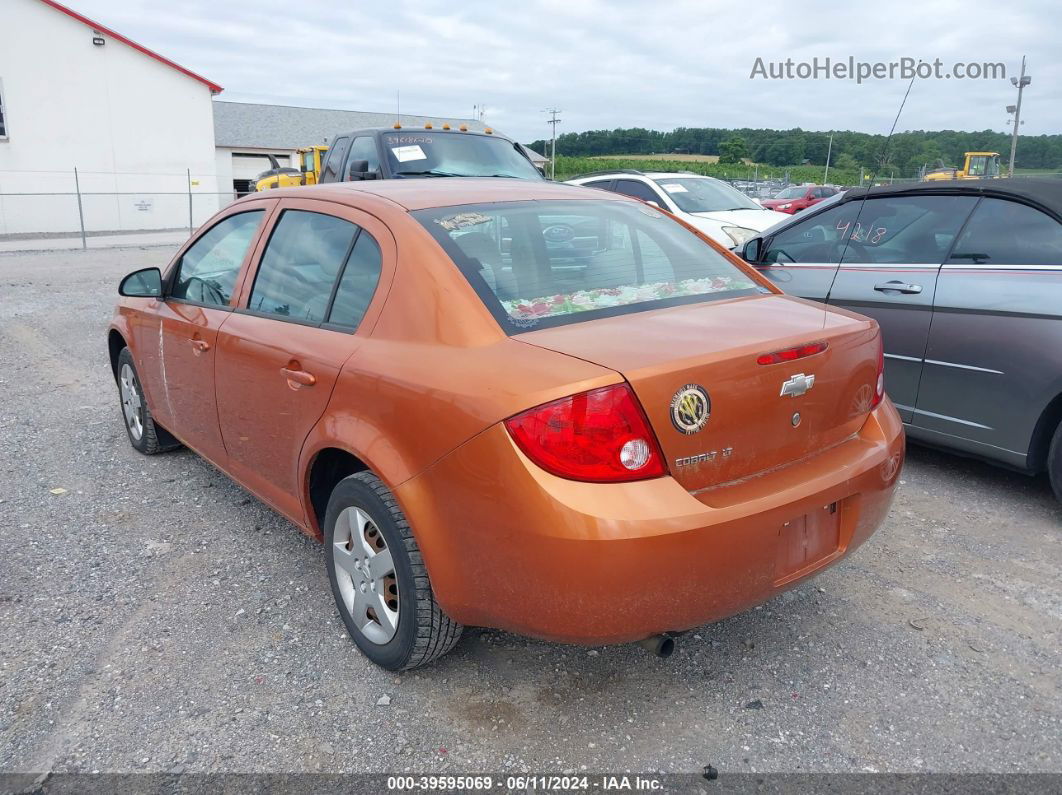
(396, 400), (905, 644)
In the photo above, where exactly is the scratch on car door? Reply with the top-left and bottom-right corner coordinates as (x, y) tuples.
(158, 318), (175, 423)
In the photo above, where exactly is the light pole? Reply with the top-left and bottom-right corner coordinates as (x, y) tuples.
(823, 132), (834, 184)
(1007, 56), (1031, 177)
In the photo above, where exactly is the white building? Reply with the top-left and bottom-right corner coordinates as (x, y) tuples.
(0, 0), (222, 236)
(0, 1), (546, 237)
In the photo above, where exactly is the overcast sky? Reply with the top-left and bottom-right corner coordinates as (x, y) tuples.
(69, 0), (1060, 144)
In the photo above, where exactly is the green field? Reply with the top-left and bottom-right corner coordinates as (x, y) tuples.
(591, 153), (726, 163)
(553, 155), (861, 185)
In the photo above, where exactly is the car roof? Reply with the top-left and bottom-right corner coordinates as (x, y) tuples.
(842, 178), (1062, 218)
(236, 178), (630, 212)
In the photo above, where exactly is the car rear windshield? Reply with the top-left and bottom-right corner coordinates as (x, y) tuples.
(382, 133), (542, 180)
(413, 200), (762, 333)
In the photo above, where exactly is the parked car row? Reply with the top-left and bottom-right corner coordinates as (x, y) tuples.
(107, 141), (1060, 673)
(566, 169), (790, 247)
(760, 183), (842, 214)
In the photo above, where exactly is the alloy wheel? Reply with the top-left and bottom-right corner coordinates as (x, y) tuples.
(119, 363), (144, 441)
(332, 506), (399, 644)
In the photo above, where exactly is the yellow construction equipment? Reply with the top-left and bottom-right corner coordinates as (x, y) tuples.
(254, 146), (329, 191)
(923, 151), (1002, 181)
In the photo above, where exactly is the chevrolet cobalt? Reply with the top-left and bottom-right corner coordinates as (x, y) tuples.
(109, 179), (904, 670)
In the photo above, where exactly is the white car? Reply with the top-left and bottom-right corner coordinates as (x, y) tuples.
(565, 170), (790, 249)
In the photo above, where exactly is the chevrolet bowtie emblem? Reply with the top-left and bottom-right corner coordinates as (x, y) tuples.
(780, 373), (815, 398)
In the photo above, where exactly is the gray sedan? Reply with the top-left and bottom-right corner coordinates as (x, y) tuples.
(739, 179), (1062, 502)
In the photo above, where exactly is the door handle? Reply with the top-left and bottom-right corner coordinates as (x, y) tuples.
(280, 367), (316, 387)
(874, 281), (922, 295)
(189, 338), (211, 353)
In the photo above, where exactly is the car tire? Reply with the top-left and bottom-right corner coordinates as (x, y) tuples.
(116, 347), (180, 455)
(325, 471), (463, 670)
(1049, 420), (1062, 503)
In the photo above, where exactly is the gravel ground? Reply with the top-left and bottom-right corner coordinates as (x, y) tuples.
(1, 246), (1059, 776)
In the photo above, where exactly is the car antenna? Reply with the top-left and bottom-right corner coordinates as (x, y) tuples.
(821, 74), (917, 319)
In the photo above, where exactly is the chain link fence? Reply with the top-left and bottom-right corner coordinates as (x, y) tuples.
(0, 168), (242, 247)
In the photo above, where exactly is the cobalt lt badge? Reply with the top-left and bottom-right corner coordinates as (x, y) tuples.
(670, 384), (710, 434)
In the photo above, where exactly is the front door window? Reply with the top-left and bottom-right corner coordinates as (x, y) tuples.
(170, 211), (264, 306)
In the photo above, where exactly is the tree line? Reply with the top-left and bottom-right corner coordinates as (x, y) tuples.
(528, 127), (1062, 177)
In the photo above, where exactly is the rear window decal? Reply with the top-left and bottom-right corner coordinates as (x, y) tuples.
(500, 276), (754, 322)
(435, 212), (493, 231)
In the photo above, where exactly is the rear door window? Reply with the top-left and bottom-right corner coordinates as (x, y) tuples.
(948, 198), (1062, 266)
(414, 200), (760, 333)
(170, 211), (264, 306)
(328, 232), (383, 330)
(612, 179), (668, 207)
(248, 210), (359, 323)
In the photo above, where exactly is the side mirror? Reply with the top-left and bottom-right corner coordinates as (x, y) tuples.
(347, 160), (377, 181)
(647, 200), (661, 209)
(118, 266), (161, 297)
(119, 267), (162, 297)
(741, 237), (763, 263)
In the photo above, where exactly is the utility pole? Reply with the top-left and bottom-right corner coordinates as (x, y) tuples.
(1007, 56), (1031, 177)
(823, 132), (834, 184)
(543, 108), (561, 180)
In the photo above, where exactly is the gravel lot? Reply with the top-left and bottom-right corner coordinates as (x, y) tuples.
(1, 246), (1059, 776)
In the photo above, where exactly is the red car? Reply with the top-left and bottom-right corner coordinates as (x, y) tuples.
(762, 185), (839, 214)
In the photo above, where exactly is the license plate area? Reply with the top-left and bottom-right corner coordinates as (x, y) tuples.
(774, 501), (841, 585)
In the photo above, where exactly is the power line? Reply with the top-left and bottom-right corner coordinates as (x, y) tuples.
(542, 109), (562, 180)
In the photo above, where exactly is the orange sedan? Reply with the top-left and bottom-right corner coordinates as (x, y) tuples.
(108, 179), (904, 670)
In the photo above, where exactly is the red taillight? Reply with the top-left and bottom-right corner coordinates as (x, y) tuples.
(504, 383), (667, 483)
(870, 334), (885, 409)
(756, 341), (829, 365)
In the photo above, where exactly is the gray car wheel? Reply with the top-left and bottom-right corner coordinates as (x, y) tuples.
(115, 348), (180, 455)
(324, 471), (463, 670)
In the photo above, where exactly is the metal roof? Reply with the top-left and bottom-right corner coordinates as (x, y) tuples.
(213, 101), (491, 151)
(40, 0), (222, 93)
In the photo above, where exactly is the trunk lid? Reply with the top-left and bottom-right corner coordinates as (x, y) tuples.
(516, 295), (881, 492)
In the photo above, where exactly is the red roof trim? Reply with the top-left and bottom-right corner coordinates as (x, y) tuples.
(38, 0), (223, 94)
